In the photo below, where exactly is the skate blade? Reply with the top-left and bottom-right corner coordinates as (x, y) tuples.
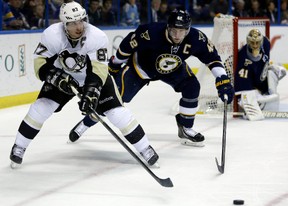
(67, 138), (79, 144)
(67, 139), (74, 144)
(181, 139), (205, 147)
(10, 161), (21, 169)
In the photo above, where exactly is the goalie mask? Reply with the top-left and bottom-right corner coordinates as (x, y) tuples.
(59, 2), (88, 41)
(167, 9), (191, 44)
(246, 29), (263, 58)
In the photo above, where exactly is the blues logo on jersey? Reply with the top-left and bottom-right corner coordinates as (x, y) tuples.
(156, 54), (182, 74)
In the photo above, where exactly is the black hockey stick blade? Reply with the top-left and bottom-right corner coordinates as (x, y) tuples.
(215, 157), (224, 174)
(71, 86), (173, 187)
(157, 177), (174, 187)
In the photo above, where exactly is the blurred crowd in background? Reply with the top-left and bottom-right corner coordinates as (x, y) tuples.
(1, 0), (288, 31)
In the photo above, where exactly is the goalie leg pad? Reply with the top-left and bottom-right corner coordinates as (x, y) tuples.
(256, 92), (279, 111)
(239, 90), (264, 121)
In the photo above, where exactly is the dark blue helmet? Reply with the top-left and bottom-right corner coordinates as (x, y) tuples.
(167, 9), (191, 30)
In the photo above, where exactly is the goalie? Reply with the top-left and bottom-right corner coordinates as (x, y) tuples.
(234, 29), (286, 120)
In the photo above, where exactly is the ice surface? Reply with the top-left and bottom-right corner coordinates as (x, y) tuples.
(1, 77), (288, 206)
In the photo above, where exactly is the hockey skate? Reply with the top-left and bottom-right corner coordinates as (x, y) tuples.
(69, 120), (89, 143)
(10, 144), (26, 169)
(140, 145), (159, 167)
(177, 123), (205, 147)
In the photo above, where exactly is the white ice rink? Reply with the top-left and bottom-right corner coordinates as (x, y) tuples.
(0, 77), (288, 206)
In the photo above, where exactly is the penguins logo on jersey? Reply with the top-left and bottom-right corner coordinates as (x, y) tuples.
(59, 50), (86, 72)
(156, 54), (182, 74)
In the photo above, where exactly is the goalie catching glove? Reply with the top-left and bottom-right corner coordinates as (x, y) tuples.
(215, 75), (234, 104)
(108, 56), (122, 76)
(46, 67), (79, 95)
(78, 83), (101, 115)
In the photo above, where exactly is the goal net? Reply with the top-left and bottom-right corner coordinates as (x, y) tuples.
(196, 15), (270, 114)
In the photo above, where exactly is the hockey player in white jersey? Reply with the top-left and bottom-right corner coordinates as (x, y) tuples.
(9, 1), (158, 168)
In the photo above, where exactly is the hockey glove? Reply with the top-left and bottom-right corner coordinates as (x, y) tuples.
(215, 75), (235, 104)
(108, 56), (122, 76)
(46, 67), (79, 95)
(79, 83), (101, 115)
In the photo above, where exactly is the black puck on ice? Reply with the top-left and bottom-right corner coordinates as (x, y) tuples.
(233, 199), (244, 205)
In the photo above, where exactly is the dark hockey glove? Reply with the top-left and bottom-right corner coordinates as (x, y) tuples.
(108, 56), (122, 76)
(215, 75), (235, 104)
(46, 67), (79, 95)
(79, 83), (101, 115)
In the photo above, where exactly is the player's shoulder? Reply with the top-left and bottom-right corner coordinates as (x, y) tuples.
(185, 27), (208, 43)
(41, 22), (65, 45)
(86, 24), (108, 40)
(189, 27), (203, 34)
(43, 22), (63, 38)
(85, 24), (108, 47)
(263, 36), (270, 47)
(263, 36), (270, 43)
(238, 44), (248, 55)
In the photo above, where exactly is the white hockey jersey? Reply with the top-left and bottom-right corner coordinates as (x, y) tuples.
(34, 22), (109, 87)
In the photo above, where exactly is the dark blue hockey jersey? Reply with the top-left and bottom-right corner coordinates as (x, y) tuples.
(234, 37), (270, 94)
(115, 22), (224, 79)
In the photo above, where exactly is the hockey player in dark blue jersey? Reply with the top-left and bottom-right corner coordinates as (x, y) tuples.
(234, 29), (286, 120)
(235, 29), (270, 96)
(70, 9), (234, 146)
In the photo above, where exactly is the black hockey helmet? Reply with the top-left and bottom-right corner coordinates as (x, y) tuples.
(167, 9), (191, 30)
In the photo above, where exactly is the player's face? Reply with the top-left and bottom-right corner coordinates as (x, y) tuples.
(249, 40), (262, 57)
(66, 20), (85, 39)
(168, 28), (187, 44)
(249, 40), (261, 50)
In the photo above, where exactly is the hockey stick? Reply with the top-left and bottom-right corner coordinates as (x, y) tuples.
(215, 94), (228, 174)
(71, 86), (173, 188)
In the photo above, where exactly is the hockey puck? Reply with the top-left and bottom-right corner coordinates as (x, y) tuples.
(233, 199), (244, 205)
